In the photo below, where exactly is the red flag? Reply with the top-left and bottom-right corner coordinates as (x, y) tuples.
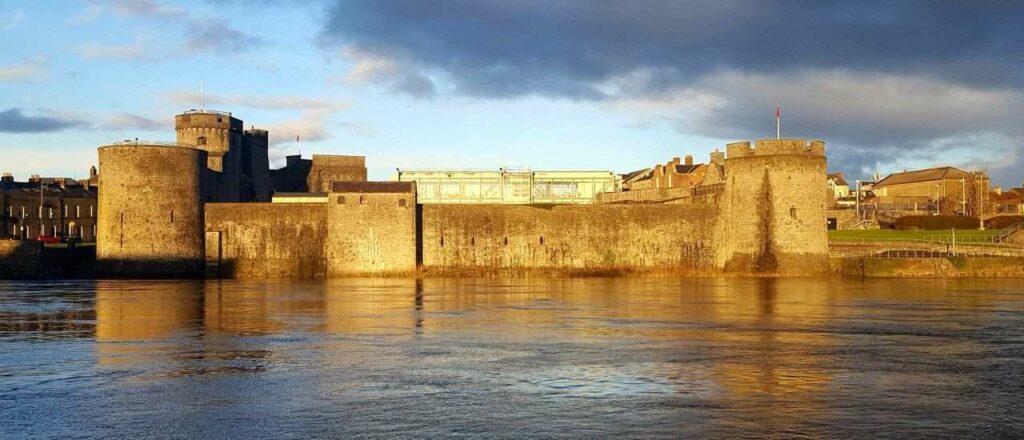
(776, 105), (780, 119)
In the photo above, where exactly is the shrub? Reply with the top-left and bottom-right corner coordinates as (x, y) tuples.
(894, 215), (979, 230)
(985, 215), (1024, 230)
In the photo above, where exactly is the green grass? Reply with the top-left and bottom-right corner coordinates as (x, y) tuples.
(829, 229), (1002, 240)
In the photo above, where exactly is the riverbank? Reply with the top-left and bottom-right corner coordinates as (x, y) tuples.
(832, 256), (1024, 278)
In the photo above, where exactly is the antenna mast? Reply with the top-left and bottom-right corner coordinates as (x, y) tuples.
(200, 77), (204, 112)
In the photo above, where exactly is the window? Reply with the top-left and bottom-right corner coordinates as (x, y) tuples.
(76, 206), (80, 218)
(398, 199), (407, 207)
(359, 196), (367, 205)
(21, 206), (26, 218)
(90, 206), (94, 217)
(64, 205), (68, 217)
(337, 196), (346, 204)
(197, 136), (207, 146)
(49, 207), (53, 219)
(540, 236), (544, 245)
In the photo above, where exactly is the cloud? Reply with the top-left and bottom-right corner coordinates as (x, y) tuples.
(77, 39), (150, 61)
(168, 91), (349, 112)
(72, 1), (262, 55)
(316, 0), (1024, 184)
(103, 113), (166, 131)
(71, 0), (184, 24)
(0, 108), (87, 133)
(184, 18), (266, 54)
(108, 0), (185, 17)
(0, 56), (47, 82)
(0, 8), (25, 31)
(337, 47), (436, 99)
(610, 69), (1024, 181)
(320, 1), (1024, 99)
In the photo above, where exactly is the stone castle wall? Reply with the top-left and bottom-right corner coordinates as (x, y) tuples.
(205, 203), (328, 278)
(717, 140), (828, 274)
(420, 204), (718, 275)
(96, 144), (207, 277)
(175, 112), (243, 201)
(99, 138), (830, 278)
(308, 155), (368, 192)
(326, 182), (417, 276)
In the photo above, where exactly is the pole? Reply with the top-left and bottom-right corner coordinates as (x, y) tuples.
(855, 180), (861, 223)
(38, 178), (43, 239)
(200, 77), (204, 112)
(775, 104), (781, 140)
(961, 177), (966, 216)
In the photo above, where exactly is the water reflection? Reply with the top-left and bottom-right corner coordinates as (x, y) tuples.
(1, 277), (1022, 438)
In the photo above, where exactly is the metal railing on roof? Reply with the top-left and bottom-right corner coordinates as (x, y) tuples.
(107, 140), (197, 148)
(180, 109), (233, 117)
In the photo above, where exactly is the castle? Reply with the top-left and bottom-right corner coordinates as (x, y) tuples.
(95, 111), (829, 278)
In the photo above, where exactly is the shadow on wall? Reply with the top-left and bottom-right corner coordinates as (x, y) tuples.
(96, 258), (204, 279)
(1, 240), (96, 279)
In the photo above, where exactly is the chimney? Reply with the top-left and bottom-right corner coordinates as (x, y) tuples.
(710, 149), (725, 166)
(1, 172), (12, 183)
(89, 166), (97, 178)
(286, 154), (301, 168)
(671, 157), (680, 165)
(684, 155), (693, 166)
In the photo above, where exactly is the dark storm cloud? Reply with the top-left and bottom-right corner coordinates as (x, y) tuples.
(317, 0), (1024, 183)
(320, 0), (1024, 98)
(0, 108), (86, 133)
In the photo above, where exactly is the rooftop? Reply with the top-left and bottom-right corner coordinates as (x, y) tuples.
(333, 181), (415, 193)
(874, 166), (970, 187)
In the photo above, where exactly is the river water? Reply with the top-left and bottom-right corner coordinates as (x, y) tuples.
(1, 278), (1022, 439)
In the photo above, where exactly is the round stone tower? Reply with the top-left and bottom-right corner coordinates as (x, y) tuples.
(175, 110), (243, 201)
(717, 139), (829, 275)
(96, 142), (207, 277)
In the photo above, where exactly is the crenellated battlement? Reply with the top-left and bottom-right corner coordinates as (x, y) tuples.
(725, 139), (826, 159)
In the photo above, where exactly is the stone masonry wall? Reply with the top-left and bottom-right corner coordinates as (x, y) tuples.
(0, 240), (42, 279)
(420, 204), (719, 275)
(205, 203), (327, 278)
(326, 184), (417, 276)
(717, 140), (829, 274)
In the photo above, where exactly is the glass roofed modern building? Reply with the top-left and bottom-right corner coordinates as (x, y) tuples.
(391, 169), (621, 204)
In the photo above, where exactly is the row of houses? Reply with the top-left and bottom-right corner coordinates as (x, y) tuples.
(825, 167), (1023, 218)
(0, 172), (99, 242)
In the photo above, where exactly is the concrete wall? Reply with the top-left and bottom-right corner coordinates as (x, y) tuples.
(717, 140), (829, 274)
(96, 144), (206, 277)
(326, 183), (417, 276)
(205, 203), (327, 278)
(421, 204), (718, 275)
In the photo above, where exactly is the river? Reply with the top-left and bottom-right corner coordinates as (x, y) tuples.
(1, 278), (1022, 439)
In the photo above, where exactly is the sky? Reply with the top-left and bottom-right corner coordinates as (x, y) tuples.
(1, 0), (1022, 186)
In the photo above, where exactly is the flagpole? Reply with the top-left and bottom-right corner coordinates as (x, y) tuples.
(776, 104), (780, 140)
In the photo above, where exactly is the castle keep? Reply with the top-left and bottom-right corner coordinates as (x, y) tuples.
(95, 110), (829, 278)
